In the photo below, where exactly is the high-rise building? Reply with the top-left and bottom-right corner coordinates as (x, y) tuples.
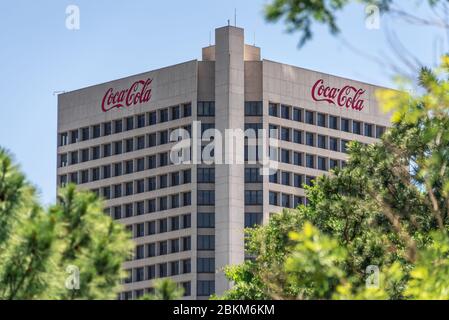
(56, 25), (390, 299)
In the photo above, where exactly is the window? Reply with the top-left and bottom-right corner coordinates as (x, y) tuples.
(329, 116), (338, 129)
(293, 152), (303, 166)
(135, 223), (144, 238)
(147, 199), (156, 213)
(147, 155), (156, 169)
(159, 174), (168, 189)
(183, 169), (191, 184)
(160, 109), (169, 122)
(329, 137), (339, 151)
(198, 235), (215, 250)
(92, 146), (100, 160)
(197, 281), (215, 297)
(125, 160), (133, 174)
(353, 121), (362, 135)
(269, 124), (278, 139)
(198, 212), (214, 228)
(114, 119), (123, 133)
(171, 239), (180, 254)
(114, 162), (122, 177)
(80, 170), (88, 184)
(92, 125), (100, 139)
(102, 144), (111, 158)
(183, 103), (192, 117)
(244, 190), (263, 205)
(135, 267), (144, 282)
(102, 165), (111, 179)
(245, 101), (262, 116)
(305, 111), (314, 124)
(197, 258), (215, 273)
(171, 172), (180, 186)
(197, 101), (215, 116)
(170, 261), (180, 276)
(159, 153), (168, 167)
(159, 131), (168, 145)
(136, 136), (145, 150)
(182, 259), (191, 273)
(306, 154), (315, 168)
(269, 171), (278, 183)
(113, 206), (121, 220)
(135, 158), (144, 172)
(318, 135), (327, 149)
(170, 105), (180, 120)
(147, 243), (156, 257)
(147, 177), (156, 191)
(330, 159), (339, 170)
(81, 149), (89, 162)
(136, 179), (145, 194)
(198, 190), (215, 205)
(294, 174), (303, 188)
(147, 265), (156, 279)
(70, 130), (79, 144)
(306, 132), (315, 147)
(245, 168), (262, 183)
(293, 108), (302, 122)
(159, 241), (168, 255)
(171, 194), (179, 208)
(183, 192), (191, 206)
(182, 214), (191, 228)
(282, 194), (291, 208)
(341, 140), (350, 153)
(70, 172), (78, 184)
(306, 176), (315, 186)
(125, 138), (133, 153)
(281, 127), (290, 141)
(126, 116), (134, 131)
(156, 219), (167, 235)
(136, 201), (144, 215)
(81, 127), (89, 141)
(281, 105), (290, 119)
(201, 123), (214, 134)
(159, 263), (168, 278)
(113, 184), (122, 198)
(293, 130), (302, 144)
(147, 221), (156, 235)
(69, 151), (78, 165)
(281, 172), (290, 186)
(125, 203), (133, 218)
(197, 167), (215, 183)
(269, 191), (278, 206)
(137, 114), (145, 128)
(245, 212), (263, 228)
(317, 113), (326, 127)
(364, 123), (373, 137)
(376, 126), (385, 138)
(91, 168), (99, 181)
(281, 149), (290, 164)
(114, 141), (122, 155)
(269, 103), (278, 117)
(318, 156), (327, 171)
(125, 182), (133, 196)
(182, 237), (191, 251)
(148, 111), (157, 125)
(59, 132), (68, 146)
(341, 118), (350, 132)
(159, 197), (168, 211)
(182, 282), (191, 296)
(59, 154), (67, 167)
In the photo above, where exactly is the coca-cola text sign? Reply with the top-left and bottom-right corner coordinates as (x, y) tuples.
(311, 79), (365, 111)
(101, 78), (153, 112)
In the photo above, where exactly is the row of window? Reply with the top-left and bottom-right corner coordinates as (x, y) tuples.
(275, 149), (347, 171)
(127, 214), (191, 239)
(268, 102), (386, 138)
(59, 157), (190, 186)
(104, 191), (192, 218)
(269, 191), (306, 208)
(120, 281), (192, 299)
(132, 236), (192, 260)
(58, 125), (192, 168)
(125, 258), (191, 284)
(58, 103), (192, 146)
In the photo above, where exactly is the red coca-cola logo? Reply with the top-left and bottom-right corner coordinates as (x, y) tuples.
(101, 78), (153, 112)
(311, 79), (365, 111)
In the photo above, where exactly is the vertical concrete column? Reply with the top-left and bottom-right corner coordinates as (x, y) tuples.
(214, 26), (245, 295)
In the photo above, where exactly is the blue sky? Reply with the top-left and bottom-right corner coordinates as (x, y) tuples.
(0, 0), (442, 205)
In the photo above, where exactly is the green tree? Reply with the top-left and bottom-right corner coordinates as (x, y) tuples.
(141, 279), (184, 300)
(0, 148), (133, 299)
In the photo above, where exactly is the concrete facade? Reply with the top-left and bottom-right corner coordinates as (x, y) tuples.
(57, 26), (390, 300)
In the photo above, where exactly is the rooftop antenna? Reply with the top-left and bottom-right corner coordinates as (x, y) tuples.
(253, 32), (256, 46)
(234, 8), (237, 26)
(209, 30), (211, 46)
(227, 19), (230, 26)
